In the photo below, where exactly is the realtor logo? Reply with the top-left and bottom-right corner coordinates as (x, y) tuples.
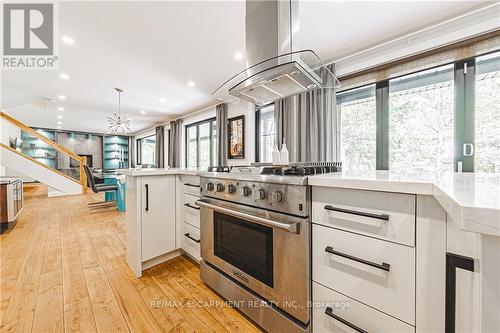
(2, 2), (58, 69)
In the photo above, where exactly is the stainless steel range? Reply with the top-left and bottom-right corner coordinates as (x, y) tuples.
(196, 163), (341, 333)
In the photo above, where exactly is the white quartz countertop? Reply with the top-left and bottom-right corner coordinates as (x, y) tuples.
(309, 171), (500, 236)
(117, 168), (200, 176)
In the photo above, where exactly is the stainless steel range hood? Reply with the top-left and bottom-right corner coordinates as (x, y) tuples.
(213, 0), (340, 106)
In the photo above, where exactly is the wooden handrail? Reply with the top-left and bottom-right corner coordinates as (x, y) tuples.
(1, 143), (81, 184)
(1, 111), (84, 162)
(1, 111), (87, 193)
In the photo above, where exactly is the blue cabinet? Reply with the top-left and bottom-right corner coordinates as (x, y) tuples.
(20, 129), (57, 169)
(103, 135), (129, 169)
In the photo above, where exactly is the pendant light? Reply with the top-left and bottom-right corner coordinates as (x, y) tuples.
(107, 87), (131, 133)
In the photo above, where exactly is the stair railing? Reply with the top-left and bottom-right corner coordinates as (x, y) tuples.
(0, 111), (87, 193)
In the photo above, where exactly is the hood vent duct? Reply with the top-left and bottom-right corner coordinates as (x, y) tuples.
(213, 0), (340, 106)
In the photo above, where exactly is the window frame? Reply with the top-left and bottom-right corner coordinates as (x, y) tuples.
(255, 103), (275, 163)
(340, 54), (498, 173)
(136, 134), (156, 166)
(335, 84), (377, 171)
(184, 117), (217, 168)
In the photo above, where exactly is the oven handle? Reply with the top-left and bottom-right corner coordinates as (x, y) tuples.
(196, 200), (300, 233)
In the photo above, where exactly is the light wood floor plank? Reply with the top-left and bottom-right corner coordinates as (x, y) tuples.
(64, 297), (97, 333)
(32, 269), (64, 333)
(1, 223), (48, 331)
(83, 266), (129, 333)
(62, 234), (88, 305)
(130, 269), (195, 333)
(0, 185), (260, 333)
(41, 222), (62, 274)
(106, 267), (163, 333)
(150, 264), (229, 333)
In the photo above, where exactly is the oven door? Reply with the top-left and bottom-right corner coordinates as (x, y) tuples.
(197, 197), (310, 324)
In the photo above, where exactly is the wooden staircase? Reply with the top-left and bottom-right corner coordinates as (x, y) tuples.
(0, 111), (87, 195)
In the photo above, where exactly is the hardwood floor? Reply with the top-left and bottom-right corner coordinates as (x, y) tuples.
(0, 184), (262, 333)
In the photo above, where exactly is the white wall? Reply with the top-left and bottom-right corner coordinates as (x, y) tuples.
(227, 100), (255, 166)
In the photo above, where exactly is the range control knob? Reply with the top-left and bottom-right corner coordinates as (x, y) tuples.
(258, 189), (267, 200)
(227, 184), (236, 194)
(216, 183), (225, 192)
(241, 186), (252, 197)
(206, 182), (214, 192)
(272, 191), (285, 203)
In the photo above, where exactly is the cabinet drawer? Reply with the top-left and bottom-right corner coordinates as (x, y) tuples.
(313, 224), (415, 324)
(313, 282), (414, 333)
(312, 187), (415, 246)
(183, 193), (200, 228)
(182, 222), (201, 262)
(182, 176), (201, 196)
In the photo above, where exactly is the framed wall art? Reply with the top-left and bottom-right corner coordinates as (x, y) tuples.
(228, 115), (245, 159)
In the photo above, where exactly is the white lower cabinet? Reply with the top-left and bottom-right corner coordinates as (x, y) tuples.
(126, 175), (177, 277)
(313, 224), (415, 325)
(183, 193), (201, 228)
(182, 175), (201, 196)
(182, 222), (201, 261)
(141, 176), (177, 261)
(313, 282), (415, 333)
(179, 175), (202, 262)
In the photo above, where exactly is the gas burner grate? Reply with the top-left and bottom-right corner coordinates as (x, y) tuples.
(261, 167), (284, 175)
(207, 166), (232, 173)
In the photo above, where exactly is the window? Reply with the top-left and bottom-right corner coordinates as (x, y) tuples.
(255, 104), (276, 163)
(137, 134), (156, 165)
(475, 52), (500, 173)
(336, 85), (376, 171)
(388, 64), (455, 175)
(185, 118), (217, 169)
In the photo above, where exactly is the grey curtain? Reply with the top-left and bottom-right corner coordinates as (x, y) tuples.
(129, 136), (136, 168)
(216, 103), (228, 166)
(168, 119), (183, 167)
(155, 125), (165, 168)
(275, 64), (337, 162)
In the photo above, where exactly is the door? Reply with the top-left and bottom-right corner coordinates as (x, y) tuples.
(141, 175), (176, 261)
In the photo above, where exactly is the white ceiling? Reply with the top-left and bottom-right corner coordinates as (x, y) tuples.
(298, 1), (490, 62)
(1, 1), (492, 134)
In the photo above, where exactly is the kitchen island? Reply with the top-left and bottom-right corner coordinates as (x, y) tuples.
(118, 168), (201, 277)
(308, 171), (500, 333)
(119, 167), (499, 332)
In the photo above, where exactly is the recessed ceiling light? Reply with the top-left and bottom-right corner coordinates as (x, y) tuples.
(234, 52), (243, 60)
(59, 73), (70, 80)
(57, 115), (63, 119)
(58, 95), (66, 100)
(187, 81), (195, 88)
(159, 98), (165, 104)
(140, 110), (146, 114)
(61, 35), (75, 45)
(57, 107), (64, 111)
(57, 121), (62, 125)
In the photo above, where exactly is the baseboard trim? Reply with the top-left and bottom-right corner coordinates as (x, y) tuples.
(142, 249), (182, 271)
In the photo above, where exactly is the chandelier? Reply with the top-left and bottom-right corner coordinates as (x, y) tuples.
(107, 87), (131, 133)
